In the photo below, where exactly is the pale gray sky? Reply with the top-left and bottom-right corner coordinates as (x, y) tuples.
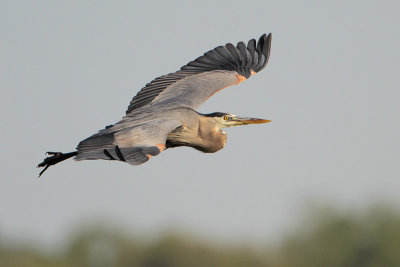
(1, 1), (399, 248)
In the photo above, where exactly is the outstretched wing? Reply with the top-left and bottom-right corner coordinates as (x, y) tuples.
(126, 33), (271, 113)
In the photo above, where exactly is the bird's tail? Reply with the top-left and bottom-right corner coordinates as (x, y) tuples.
(37, 151), (78, 177)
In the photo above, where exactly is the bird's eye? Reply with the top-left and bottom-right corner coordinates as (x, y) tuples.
(224, 116), (229, 121)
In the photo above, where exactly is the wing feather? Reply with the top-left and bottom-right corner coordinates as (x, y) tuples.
(236, 41), (250, 68)
(246, 39), (258, 69)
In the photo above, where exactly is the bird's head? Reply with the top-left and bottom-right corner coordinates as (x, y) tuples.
(205, 112), (271, 128)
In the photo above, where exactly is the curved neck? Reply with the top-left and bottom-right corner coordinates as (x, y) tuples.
(166, 115), (227, 153)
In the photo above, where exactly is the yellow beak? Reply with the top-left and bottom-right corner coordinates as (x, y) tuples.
(234, 117), (271, 125)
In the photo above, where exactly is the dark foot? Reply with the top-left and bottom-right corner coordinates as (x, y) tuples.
(37, 151), (78, 177)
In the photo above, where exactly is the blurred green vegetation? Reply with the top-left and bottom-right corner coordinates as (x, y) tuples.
(1, 206), (400, 267)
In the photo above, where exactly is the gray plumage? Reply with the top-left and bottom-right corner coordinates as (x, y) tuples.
(38, 33), (272, 176)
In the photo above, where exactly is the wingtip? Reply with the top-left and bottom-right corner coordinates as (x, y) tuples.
(259, 33), (272, 47)
(257, 33), (272, 70)
(266, 33), (272, 46)
(260, 32), (272, 38)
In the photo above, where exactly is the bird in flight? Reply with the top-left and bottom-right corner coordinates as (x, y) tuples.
(38, 33), (272, 176)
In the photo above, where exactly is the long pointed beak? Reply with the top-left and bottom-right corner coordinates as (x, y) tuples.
(234, 116), (271, 125)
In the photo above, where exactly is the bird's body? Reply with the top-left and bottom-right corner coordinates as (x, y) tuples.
(38, 34), (272, 176)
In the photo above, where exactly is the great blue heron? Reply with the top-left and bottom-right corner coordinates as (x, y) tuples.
(38, 33), (272, 176)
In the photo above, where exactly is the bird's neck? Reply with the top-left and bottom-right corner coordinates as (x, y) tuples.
(196, 117), (227, 153)
(166, 116), (227, 153)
